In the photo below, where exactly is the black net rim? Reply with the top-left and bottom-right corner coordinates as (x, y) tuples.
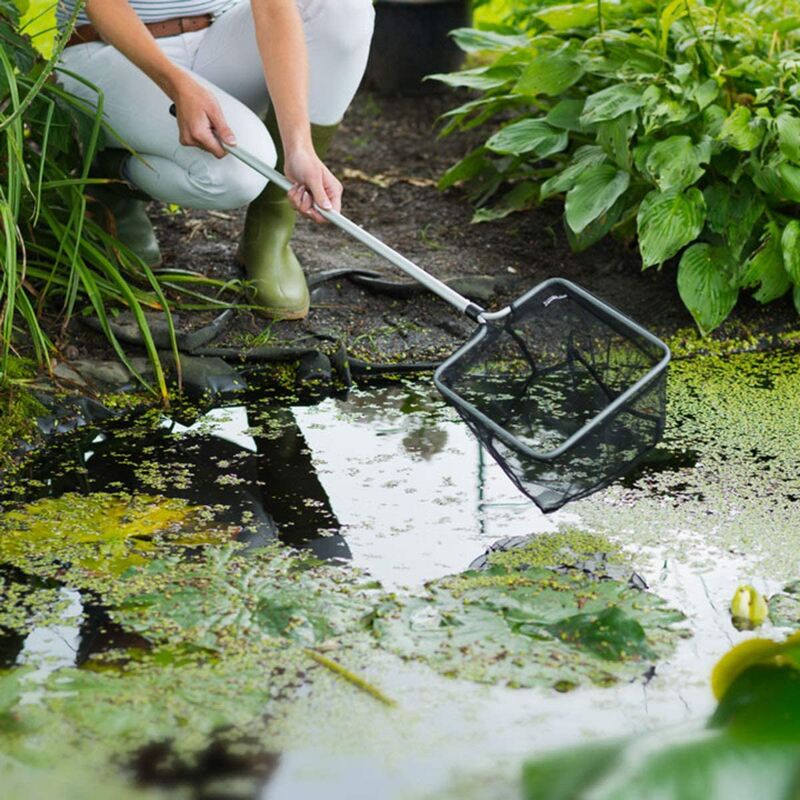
(433, 278), (671, 462)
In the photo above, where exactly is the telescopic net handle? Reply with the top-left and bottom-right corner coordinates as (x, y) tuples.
(171, 105), (483, 320)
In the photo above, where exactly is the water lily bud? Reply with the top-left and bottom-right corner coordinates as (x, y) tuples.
(730, 585), (768, 630)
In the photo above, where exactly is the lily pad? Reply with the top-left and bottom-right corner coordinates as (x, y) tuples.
(114, 545), (377, 651)
(373, 558), (687, 690)
(768, 581), (800, 627)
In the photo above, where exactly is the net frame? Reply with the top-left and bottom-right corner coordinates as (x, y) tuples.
(433, 278), (671, 512)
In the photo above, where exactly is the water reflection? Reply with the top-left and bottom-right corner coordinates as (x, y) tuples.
(6, 383), (558, 593)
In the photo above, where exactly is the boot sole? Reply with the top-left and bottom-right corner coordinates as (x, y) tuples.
(255, 303), (310, 321)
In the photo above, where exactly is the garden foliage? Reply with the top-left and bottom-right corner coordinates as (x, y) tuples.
(0, 1), (178, 397)
(438, 0), (800, 334)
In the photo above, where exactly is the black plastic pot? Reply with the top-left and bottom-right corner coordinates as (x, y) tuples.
(363, 0), (471, 96)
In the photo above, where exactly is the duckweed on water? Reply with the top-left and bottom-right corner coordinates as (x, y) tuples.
(0, 493), (234, 580)
(579, 349), (800, 579)
(485, 530), (630, 573)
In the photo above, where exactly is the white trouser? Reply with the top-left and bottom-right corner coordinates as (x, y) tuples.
(57, 0), (374, 209)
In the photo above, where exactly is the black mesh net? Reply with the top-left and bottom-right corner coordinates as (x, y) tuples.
(434, 280), (669, 512)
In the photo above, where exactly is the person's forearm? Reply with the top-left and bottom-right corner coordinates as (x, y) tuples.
(250, 0), (313, 155)
(83, 0), (193, 101)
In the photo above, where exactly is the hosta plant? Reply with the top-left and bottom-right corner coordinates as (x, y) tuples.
(437, 0), (800, 334)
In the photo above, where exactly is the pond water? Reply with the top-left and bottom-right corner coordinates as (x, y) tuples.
(1, 348), (799, 799)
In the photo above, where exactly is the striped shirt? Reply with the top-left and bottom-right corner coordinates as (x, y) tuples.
(57, 0), (239, 28)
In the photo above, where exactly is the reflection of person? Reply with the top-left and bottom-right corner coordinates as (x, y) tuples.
(56, 0), (374, 319)
(3, 405), (349, 671)
(19, 405), (350, 561)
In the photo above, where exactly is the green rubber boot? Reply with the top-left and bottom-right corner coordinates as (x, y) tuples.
(88, 149), (162, 268)
(238, 111), (340, 320)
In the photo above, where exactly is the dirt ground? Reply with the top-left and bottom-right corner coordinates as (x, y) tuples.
(68, 89), (799, 369)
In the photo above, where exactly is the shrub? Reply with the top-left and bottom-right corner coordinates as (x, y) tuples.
(437, 0), (800, 334)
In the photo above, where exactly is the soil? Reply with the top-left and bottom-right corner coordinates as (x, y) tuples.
(65, 89), (799, 369)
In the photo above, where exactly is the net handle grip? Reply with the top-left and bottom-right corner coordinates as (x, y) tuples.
(167, 105), (482, 320)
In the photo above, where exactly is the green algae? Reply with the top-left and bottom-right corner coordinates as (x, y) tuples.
(374, 557), (687, 690)
(0, 492), (234, 580)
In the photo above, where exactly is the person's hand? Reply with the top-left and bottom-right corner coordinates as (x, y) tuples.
(284, 146), (343, 224)
(172, 76), (236, 158)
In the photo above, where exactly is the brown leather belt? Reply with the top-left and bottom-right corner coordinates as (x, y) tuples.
(66, 14), (214, 48)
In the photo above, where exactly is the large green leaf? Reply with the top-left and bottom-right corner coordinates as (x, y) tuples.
(565, 164), (630, 234)
(677, 244), (738, 335)
(438, 147), (489, 190)
(522, 638), (800, 800)
(429, 65), (519, 91)
(547, 606), (654, 661)
(373, 554), (686, 689)
(776, 113), (800, 164)
(545, 98), (590, 132)
(782, 220), (800, 284)
(486, 119), (568, 157)
(719, 106), (766, 151)
(540, 145), (607, 199)
(597, 111), (637, 170)
(449, 27), (530, 53)
(740, 225), (791, 303)
(472, 182), (538, 223)
(581, 85), (645, 125)
(703, 181), (765, 259)
(692, 78), (719, 110)
(645, 135), (710, 192)
(535, 1), (599, 31)
(778, 161), (800, 202)
(566, 191), (630, 252)
(637, 188), (706, 267)
(514, 52), (584, 97)
(523, 727), (800, 800)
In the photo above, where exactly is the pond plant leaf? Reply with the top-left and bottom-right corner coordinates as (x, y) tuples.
(522, 633), (800, 800)
(373, 535), (686, 690)
(114, 545), (377, 651)
(768, 581), (800, 628)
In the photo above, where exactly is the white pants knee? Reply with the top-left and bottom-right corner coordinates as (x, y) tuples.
(57, 0), (374, 210)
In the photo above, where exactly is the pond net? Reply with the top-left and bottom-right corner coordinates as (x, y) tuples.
(434, 279), (670, 513)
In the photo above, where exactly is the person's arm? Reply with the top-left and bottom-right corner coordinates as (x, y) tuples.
(251, 0), (342, 222)
(83, 0), (236, 157)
